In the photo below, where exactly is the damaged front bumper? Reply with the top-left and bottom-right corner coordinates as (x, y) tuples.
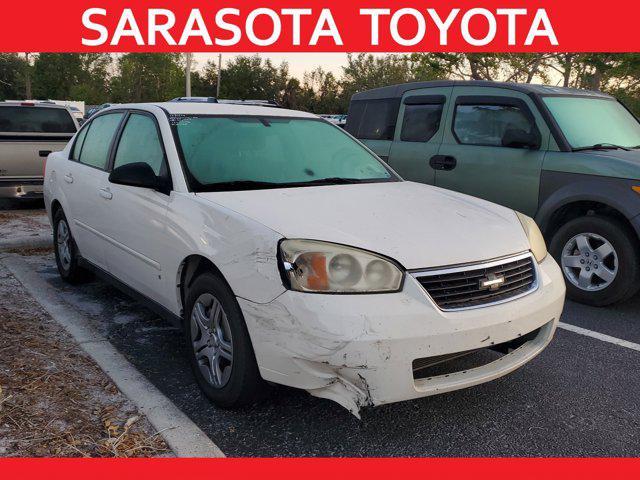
(239, 254), (565, 417)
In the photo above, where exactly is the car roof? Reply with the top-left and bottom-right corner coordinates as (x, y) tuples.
(351, 80), (614, 101)
(104, 102), (317, 119)
(0, 101), (71, 109)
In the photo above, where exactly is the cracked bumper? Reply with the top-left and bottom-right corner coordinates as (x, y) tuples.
(239, 254), (565, 415)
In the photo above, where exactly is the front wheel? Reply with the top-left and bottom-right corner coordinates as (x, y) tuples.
(549, 215), (640, 306)
(184, 272), (266, 408)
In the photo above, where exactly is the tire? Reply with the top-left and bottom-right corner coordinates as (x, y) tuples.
(52, 209), (92, 284)
(549, 215), (640, 306)
(184, 272), (266, 408)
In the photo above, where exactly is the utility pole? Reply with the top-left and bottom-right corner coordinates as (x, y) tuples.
(185, 53), (192, 97)
(216, 54), (222, 98)
(25, 53), (32, 100)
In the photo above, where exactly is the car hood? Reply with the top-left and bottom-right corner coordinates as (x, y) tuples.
(196, 181), (530, 269)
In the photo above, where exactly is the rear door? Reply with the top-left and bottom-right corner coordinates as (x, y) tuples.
(62, 112), (125, 269)
(99, 111), (173, 305)
(433, 86), (551, 216)
(0, 105), (76, 182)
(386, 86), (453, 184)
(345, 97), (400, 162)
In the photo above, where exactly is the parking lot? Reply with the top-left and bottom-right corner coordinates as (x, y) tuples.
(1, 200), (639, 457)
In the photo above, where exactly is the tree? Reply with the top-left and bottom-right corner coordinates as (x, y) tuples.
(110, 53), (184, 103)
(69, 54), (112, 104)
(296, 67), (342, 113)
(0, 54), (29, 100)
(32, 53), (84, 99)
(208, 55), (289, 102)
(30, 53), (113, 103)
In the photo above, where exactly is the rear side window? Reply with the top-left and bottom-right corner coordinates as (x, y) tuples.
(0, 106), (76, 133)
(345, 98), (400, 140)
(71, 127), (89, 160)
(401, 104), (444, 142)
(78, 113), (123, 169)
(453, 103), (534, 147)
(113, 114), (164, 175)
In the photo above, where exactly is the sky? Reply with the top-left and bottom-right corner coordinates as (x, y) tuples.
(193, 53), (351, 79)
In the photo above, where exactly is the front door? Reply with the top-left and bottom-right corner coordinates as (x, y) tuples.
(387, 86), (453, 185)
(434, 86), (550, 216)
(99, 111), (173, 305)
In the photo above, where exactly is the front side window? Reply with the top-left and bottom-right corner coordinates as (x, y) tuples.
(114, 114), (164, 175)
(543, 96), (640, 149)
(78, 113), (124, 169)
(454, 103), (534, 147)
(401, 104), (444, 142)
(0, 106), (76, 133)
(174, 116), (396, 191)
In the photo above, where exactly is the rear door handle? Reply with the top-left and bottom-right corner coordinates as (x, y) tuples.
(64, 173), (74, 184)
(99, 187), (113, 200)
(39, 150), (52, 157)
(429, 155), (457, 171)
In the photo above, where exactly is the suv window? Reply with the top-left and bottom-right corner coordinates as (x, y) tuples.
(453, 103), (534, 147)
(78, 113), (123, 169)
(113, 114), (164, 175)
(345, 99), (400, 140)
(401, 104), (444, 142)
(0, 106), (76, 133)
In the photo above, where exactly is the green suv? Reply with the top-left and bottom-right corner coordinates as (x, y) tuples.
(346, 81), (640, 306)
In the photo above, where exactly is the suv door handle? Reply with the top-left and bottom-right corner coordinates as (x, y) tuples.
(39, 150), (52, 157)
(64, 173), (74, 184)
(429, 155), (457, 171)
(99, 187), (113, 200)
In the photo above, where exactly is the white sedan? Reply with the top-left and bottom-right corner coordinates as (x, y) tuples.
(44, 102), (565, 416)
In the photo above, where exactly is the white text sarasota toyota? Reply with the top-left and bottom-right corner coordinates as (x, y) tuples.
(44, 101), (565, 416)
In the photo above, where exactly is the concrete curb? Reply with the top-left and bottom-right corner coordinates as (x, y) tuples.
(2, 255), (225, 458)
(0, 234), (52, 251)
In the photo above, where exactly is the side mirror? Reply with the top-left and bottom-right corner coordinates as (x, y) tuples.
(109, 162), (160, 189)
(502, 128), (541, 150)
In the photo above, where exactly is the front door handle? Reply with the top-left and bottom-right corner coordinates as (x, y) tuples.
(99, 187), (113, 200)
(429, 155), (457, 171)
(63, 173), (74, 184)
(39, 150), (52, 158)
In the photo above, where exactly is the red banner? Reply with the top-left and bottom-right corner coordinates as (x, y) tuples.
(2, 458), (640, 480)
(1, 0), (639, 53)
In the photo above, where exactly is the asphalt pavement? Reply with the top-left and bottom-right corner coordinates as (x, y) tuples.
(19, 254), (640, 457)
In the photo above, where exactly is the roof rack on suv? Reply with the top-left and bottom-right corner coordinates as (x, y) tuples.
(169, 97), (219, 103)
(218, 99), (282, 108)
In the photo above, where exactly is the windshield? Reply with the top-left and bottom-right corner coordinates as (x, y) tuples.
(173, 116), (396, 191)
(543, 96), (640, 149)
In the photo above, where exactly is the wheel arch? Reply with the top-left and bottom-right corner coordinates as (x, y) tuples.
(176, 254), (235, 320)
(536, 172), (640, 242)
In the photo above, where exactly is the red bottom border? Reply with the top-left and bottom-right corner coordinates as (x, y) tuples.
(1, 458), (638, 479)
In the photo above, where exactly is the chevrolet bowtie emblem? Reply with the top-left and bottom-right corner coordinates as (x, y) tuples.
(479, 273), (506, 291)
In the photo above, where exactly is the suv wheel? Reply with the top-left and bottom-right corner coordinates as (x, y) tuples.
(549, 215), (640, 306)
(53, 209), (91, 284)
(184, 272), (266, 408)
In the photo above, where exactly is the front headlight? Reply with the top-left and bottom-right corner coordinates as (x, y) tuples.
(515, 212), (547, 263)
(279, 239), (404, 293)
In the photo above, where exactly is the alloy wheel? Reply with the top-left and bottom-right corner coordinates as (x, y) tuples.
(561, 232), (618, 291)
(56, 219), (72, 271)
(190, 293), (234, 388)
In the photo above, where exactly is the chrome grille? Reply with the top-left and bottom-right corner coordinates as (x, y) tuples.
(413, 253), (537, 311)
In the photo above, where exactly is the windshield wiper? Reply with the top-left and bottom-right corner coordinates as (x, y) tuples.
(297, 177), (370, 185)
(572, 143), (631, 152)
(199, 177), (375, 192)
(200, 180), (285, 192)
